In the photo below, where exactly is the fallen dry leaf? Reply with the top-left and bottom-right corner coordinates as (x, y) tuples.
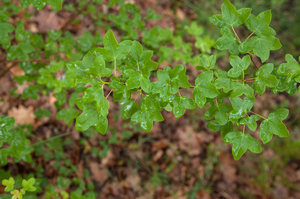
(176, 8), (185, 21)
(152, 139), (168, 152)
(7, 105), (35, 126)
(177, 127), (201, 156)
(90, 161), (109, 185)
(152, 150), (164, 162)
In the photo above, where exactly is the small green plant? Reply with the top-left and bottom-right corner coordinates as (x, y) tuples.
(2, 177), (37, 199)
(60, 0), (299, 160)
(0, 0), (299, 186)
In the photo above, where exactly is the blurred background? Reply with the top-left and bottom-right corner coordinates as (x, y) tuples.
(0, 0), (300, 198)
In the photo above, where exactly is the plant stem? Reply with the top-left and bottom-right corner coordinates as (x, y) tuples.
(248, 110), (267, 120)
(105, 89), (114, 99)
(248, 53), (260, 70)
(114, 58), (117, 76)
(31, 132), (73, 146)
(60, 0), (93, 32)
(231, 26), (241, 44)
(245, 31), (255, 42)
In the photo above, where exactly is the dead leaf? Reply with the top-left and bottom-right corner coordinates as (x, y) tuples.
(152, 150), (163, 162)
(90, 161), (109, 185)
(176, 8), (185, 21)
(7, 105), (35, 126)
(177, 127), (201, 156)
(36, 10), (61, 31)
(126, 173), (141, 189)
(152, 139), (168, 152)
(101, 151), (115, 168)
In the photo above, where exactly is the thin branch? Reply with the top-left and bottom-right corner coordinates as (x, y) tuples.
(0, 59), (52, 79)
(60, 0), (93, 32)
(31, 132), (73, 146)
(105, 89), (114, 99)
(5, 58), (52, 64)
(248, 53), (260, 70)
(245, 31), (255, 42)
(0, 63), (17, 78)
(244, 79), (255, 83)
(248, 110), (267, 120)
(231, 26), (241, 44)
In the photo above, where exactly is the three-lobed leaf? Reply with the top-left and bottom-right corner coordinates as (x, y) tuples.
(239, 36), (281, 63)
(228, 55), (251, 78)
(223, 131), (262, 160)
(253, 63), (278, 94)
(209, 0), (251, 28)
(193, 71), (219, 108)
(205, 103), (233, 125)
(277, 54), (300, 84)
(75, 98), (108, 135)
(259, 108), (289, 144)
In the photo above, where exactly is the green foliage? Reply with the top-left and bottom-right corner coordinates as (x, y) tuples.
(259, 108), (290, 144)
(223, 131), (262, 160)
(2, 177), (37, 199)
(0, 0), (297, 172)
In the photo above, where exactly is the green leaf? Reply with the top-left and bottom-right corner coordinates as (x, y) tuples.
(209, 0), (251, 28)
(277, 54), (300, 84)
(168, 65), (191, 92)
(259, 108), (289, 144)
(231, 81), (254, 98)
(15, 21), (31, 42)
(213, 27), (239, 55)
(34, 109), (51, 119)
(120, 99), (139, 120)
(94, 30), (132, 62)
(2, 177), (15, 192)
(152, 65), (191, 101)
(238, 36), (282, 63)
(223, 131), (262, 160)
(67, 52), (94, 77)
(193, 71), (219, 108)
(77, 32), (93, 52)
(75, 98), (108, 135)
(47, 0), (63, 10)
(21, 0), (30, 9)
(196, 55), (216, 71)
(245, 10), (276, 37)
(272, 74), (297, 96)
(109, 76), (131, 100)
(228, 55), (251, 78)
(207, 120), (234, 138)
(239, 115), (260, 131)
(85, 56), (112, 78)
(7, 42), (35, 61)
(82, 84), (109, 117)
(124, 69), (151, 92)
(214, 70), (235, 93)
(22, 178), (36, 192)
(229, 97), (254, 121)
(121, 130), (133, 139)
(32, 0), (47, 10)
(0, 116), (15, 147)
(57, 108), (79, 126)
(169, 95), (195, 119)
(205, 103), (233, 125)
(131, 94), (164, 132)
(0, 23), (15, 49)
(123, 41), (158, 76)
(22, 85), (40, 100)
(253, 63), (278, 94)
